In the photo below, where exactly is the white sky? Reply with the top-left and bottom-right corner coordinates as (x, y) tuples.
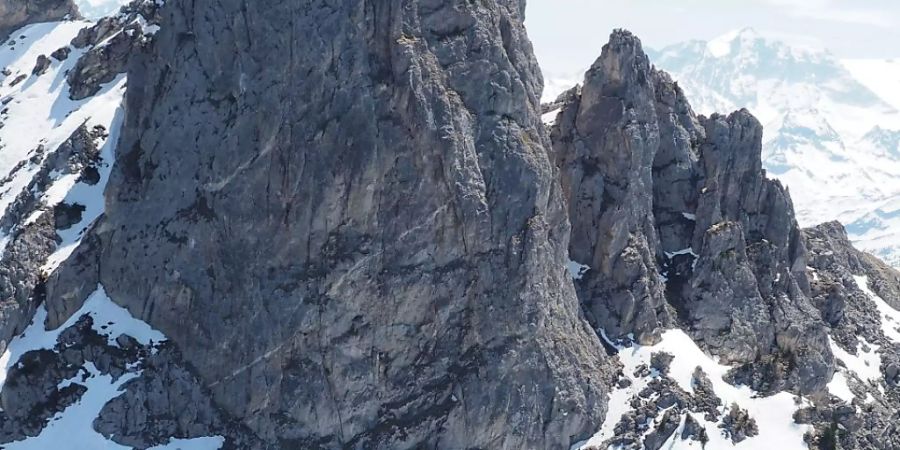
(526, 0), (900, 75)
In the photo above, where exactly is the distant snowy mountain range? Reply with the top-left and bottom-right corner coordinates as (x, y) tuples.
(545, 28), (900, 268)
(74, 0), (128, 18)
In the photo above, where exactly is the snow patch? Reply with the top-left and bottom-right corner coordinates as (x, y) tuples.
(566, 259), (590, 280)
(541, 108), (560, 125)
(2, 362), (135, 450)
(854, 275), (900, 343)
(828, 336), (882, 383)
(826, 372), (855, 403)
(665, 247), (698, 259)
(42, 105), (125, 273)
(0, 284), (166, 390)
(577, 329), (811, 450)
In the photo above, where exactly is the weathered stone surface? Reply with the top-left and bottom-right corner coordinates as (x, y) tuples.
(50, 45), (70, 61)
(0, 124), (105, 368)
(551, 31), (669, 344)
(0, 0), (79, 43)
(31, 54), (50, 76)
(67, 2), (161, 101)
(47, 1), (612, 448)
(552, 30), (832, 394)
(681, 413), (708, 445)
(720, 403), (759, 443)
(94, 345), (265, 450)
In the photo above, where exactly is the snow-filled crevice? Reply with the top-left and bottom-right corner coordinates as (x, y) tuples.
(854, 275), (900, 343)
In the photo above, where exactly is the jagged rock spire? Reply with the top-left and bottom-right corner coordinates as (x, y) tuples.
(552, 29), (832, 393)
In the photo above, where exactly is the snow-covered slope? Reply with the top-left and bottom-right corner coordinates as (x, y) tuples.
(843, 59), (900, 112)
(550, 28), (897, 269)
(575, 330), (812, 450)
(0, 9), (225, 449)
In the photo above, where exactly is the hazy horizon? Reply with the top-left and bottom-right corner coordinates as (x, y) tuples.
(526, 0), (900, 76)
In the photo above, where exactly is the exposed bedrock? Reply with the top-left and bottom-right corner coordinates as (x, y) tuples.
(551, 30), (832, 394)
(45, 1), (612, 448)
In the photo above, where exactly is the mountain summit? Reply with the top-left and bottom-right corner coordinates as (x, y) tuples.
(1, 3), (900, 450)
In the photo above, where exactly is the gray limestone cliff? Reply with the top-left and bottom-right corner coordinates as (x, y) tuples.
(550, 30), (832, 394)
(5, 3), (900, 450)
(43, 1), (612, 448)
(799, 221), (900, 449)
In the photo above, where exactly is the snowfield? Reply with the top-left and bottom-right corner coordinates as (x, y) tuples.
(0, 285), (221, 450)
(575, 329), (811, 450)
(0, 20), (128, 264)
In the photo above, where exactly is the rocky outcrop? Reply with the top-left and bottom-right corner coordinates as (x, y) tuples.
(0, 0), (79, 43)
(4, 4), (900, 449)
(551, 31), (670, 344)
(551, 30), (832, 394)
(0, 124), (105, 369)
(67, 2), (161, 100)
(799, 221), (900, 449)
(44, 1), (611, 449)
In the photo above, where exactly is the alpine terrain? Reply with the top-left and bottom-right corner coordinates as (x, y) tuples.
(0, 1), (898, 450)
(546, 28), (900, 270)
(650, 29), (900, 270)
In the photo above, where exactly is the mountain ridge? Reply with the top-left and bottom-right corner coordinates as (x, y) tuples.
(0, 3), (899, 450)
(547, 27), (900, 269)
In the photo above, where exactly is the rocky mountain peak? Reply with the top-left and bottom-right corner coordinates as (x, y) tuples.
(2, 3), (900, 449)
(553, 30), (831, 393)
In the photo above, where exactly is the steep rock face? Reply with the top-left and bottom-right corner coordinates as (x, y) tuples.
(688, 111), (826, 392)
(0, 0), (79, 42)
(551, 31), (670, 344)
(551, 30), (831, 393)
(800, 222), (900, 449)
(45, 1), (610, 449)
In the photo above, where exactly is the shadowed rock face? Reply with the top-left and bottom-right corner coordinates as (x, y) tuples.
(45, 1), (611, 448)
(551, 31), (672, 345)
(800, 221), (900, 448)
(0, 0), (79, 42)
(551, 30), (832, 394)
